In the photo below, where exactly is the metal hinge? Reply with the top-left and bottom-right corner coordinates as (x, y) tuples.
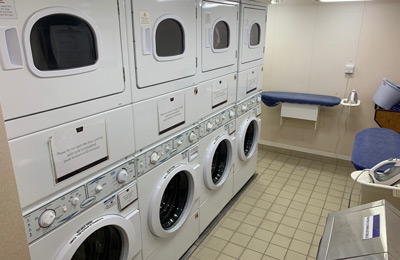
(196, 57), (198, 67)
(123, 68), (126, 82)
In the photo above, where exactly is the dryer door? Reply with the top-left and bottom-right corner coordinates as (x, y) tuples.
(0, 3), (126, 121)
(238, 116), (261, 161)
(132, 0), (197, 88)
(148, 165), (195, 238)
(204, 134), (233, 190)
(240, 7), (266, 64)
(201, 1), (238, 72)
(55, 211), (141, 260)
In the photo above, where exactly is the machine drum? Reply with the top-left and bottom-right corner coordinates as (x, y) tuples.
(244, 122), (255, 157)
(71, 225), (122, 260)
(160, 171), (189, 230)
(211, 140), (229, 185)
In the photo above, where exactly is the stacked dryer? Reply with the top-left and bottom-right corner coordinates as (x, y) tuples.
(233, 0), (267, 195)
(0, 1), (142, 259)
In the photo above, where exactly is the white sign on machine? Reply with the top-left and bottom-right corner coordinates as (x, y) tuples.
(50, 120), (109, 183)
(158, 94), (185, 135)
(0, 0), (17, 19)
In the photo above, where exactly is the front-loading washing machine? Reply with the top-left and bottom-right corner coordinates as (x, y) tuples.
(125, 0), (198, 103)
(0, 0), (133, 139)
(196, 0), (239, 83)
(198, 106), (236, 233)
(237, 2), (267, 73)
(9, 105), (135, 212)
(136, 125), (200, 260)
(132, 73), (236, 151)
(233, 92), (261, 195)
(25, 158), (142, 260)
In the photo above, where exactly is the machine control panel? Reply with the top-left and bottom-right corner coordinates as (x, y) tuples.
(136, 126), (200, 176)
(236, 93), (262, 118)
(23, 158), (136, 244)
(199, 106), (236, 139)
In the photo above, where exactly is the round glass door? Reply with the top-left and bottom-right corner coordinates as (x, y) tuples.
(238, 117), (259, 161)
(249, 23), (261, 47)
(71, 226), (122, 260)
(160, 171), (189, 230)
(244, 121), (255, 157)
(213, 21), (229, 50)
(211, 140), (229, 185)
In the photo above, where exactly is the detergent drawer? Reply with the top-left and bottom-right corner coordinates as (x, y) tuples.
(317, 200), (400, 260)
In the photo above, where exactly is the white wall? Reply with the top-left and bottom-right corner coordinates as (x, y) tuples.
(261, 0), (400, 158)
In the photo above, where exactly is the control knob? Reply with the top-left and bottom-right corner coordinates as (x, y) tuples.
(38, 210), (56, 228)
(71, 197), (80, 206)
(95, 184), (103, 193)
(165, 145), (171, 153)
(215, 117), (220, 124)
(177, 140), (183, 146)
(150, 152), (160, 164)
(189, 132), (197, 142)
(241, 104), (247, 112)
(257, 96), (261, 102)
(229, 110), (235, 119)
(117, 168), (128, 183)
(222, 114), (226, 120)
(206, 122), (213, 131)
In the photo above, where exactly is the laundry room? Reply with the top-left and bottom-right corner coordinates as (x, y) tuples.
(1, 0), (400, 260)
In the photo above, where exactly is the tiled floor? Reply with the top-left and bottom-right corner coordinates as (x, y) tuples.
(188, 146), (360, 260)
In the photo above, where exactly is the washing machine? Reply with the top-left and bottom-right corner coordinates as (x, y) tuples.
(196, 0), (239, 83)
(132, 73), (236, 151)
(0, 0), (133, 139)
(198, 106), (236, 233)
(24, 158), (142, 260)
(9, 105), (135, 212)
(233, 92), (261, 195)
(125, 0), (198, 103)
(237, 2), (267, 73)
(136, 125), (201, 260)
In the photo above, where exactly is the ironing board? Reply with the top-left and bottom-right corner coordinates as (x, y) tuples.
(351, 128), (400, 171)
(261, 91), (341, 129)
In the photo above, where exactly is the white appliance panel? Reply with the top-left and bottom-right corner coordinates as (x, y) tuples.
(237, 65), (263, 102)
(0, 1), (128, 123)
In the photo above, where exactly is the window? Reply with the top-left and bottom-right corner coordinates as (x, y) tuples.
(213, 21), (229, 50)
(249, 23), (261, 46)
(155, 19), (184, 57)
(30, 14), (97, 71)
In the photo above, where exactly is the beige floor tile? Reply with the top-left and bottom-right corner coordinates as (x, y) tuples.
(276, 224), (296, 237)
(282, 185), (297, 193)
(221, 218), (241, 231)
(241, 196), (257, 206)
(296, 189), (312, 197)
(230, 232), (252, 247)
(259, 220), (279, 233)
(265, 244), (287, 260)
(275, 197), (292, 207)
(330, 183), (345, 192)
(255, 199), (273, 210)
(284, 250), (307, 260)
(269, 182), (285, 189)
(216, 254), (236, 260)
(285, 208), (303, 219)
(307, 198), (324, 208)
(286, 180), (301, 187)
(289, 239), (310, 255)
(312, 235), (321, 246)
(324, 202), (340, 211)
(298, 220), (317, 233)
(313, 186), (328, 194)
(237, 223), (257, 236)
(280, 166), (294, 173)
(281, 216), (300, 228)
(311, 191), (327, 201)
(315, 225), (325, 236)
(235, 202), (253, 213)
(299, 182), (314, 191)
(244, 214), (263, 227)
(252, 184), (268, 193)
(301, 212), (320, 224)
(307, 257), (316, 260)
(229, 211), (247, 222)
(327, 189), (343, 198)
(251, 207), (268, 218)
(292, 194), (309, 204)
(247, 190), (263, 199)
(206, 236), (228, 252)
(315, 180), (330, 188)
(265, 211), (284, 223)
(248, 237), (269, 254)
(270, 204), (288, 215)
(279, 191), (295, 200)
(240, 249), (263, 260)
(254, 228), (274, 243)
(293, 229), (313, 244)
(321, 209), (332, 218)
(318, 217), (327, 226)
(305, 205), (322, 216)
(289, 201), (306, 211)
(290, 175), (304, 181)
(261, 193), (277, 202)
(196, 247), (220, 260)
(309, 245), (319, 258)
(214, 227), (235, 241)
(271, 233), (292, 248)
(222, 243), (245, 258)
(269, 164), (282, 171)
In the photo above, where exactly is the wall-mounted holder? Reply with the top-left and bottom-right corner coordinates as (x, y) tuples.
(341, 98), (361, 107)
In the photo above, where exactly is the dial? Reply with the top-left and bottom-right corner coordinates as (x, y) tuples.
(206, 122), (213, 131)
(117, 168), (129, 183)
(215, 117), (220, 124)
(38, 210), (56, 228)
(150, 152), (160, 164)
(177, 140), (183, 146)
(222, 114), (226, 120)
(257, 96), (261, 102)
(189, 132), (197, 142)
(71, 197), (80, 206)
(241, 104), (247, 112)
(229, 110), (235, 118)
(95, 184), (103, 193)
(165, 145), (171, 153)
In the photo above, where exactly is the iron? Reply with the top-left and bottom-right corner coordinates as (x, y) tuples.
(368, 158), (400, 186)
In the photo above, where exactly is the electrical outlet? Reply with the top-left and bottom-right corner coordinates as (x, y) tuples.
(345, 64), (354, 74)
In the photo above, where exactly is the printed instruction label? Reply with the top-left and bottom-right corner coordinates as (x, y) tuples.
(50, 120), (109, 183)
(140, 11), (150, 26)
(0, 0), (17, 19)
(118, 184), (137, 210)
(158, 94), (185, 134)
(363, 214), (380, 239)
(247, 70), (258, 93)
(212, 80), (228, 108)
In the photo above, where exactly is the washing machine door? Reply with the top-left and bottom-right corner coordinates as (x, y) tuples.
(132, 0), (197, 88)
(55, 212), (140, 260)
(204, 134), (233, 190)
(238, 116), (261, 161)
(240, 7), (266, 64)
(201, 1), (238, 72)
(0, 3), (126, 120)
(148, 165), (195, 238)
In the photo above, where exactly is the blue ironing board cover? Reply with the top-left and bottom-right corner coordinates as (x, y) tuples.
(351, 128), (400, 170)
(261, 91), (341, 107)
